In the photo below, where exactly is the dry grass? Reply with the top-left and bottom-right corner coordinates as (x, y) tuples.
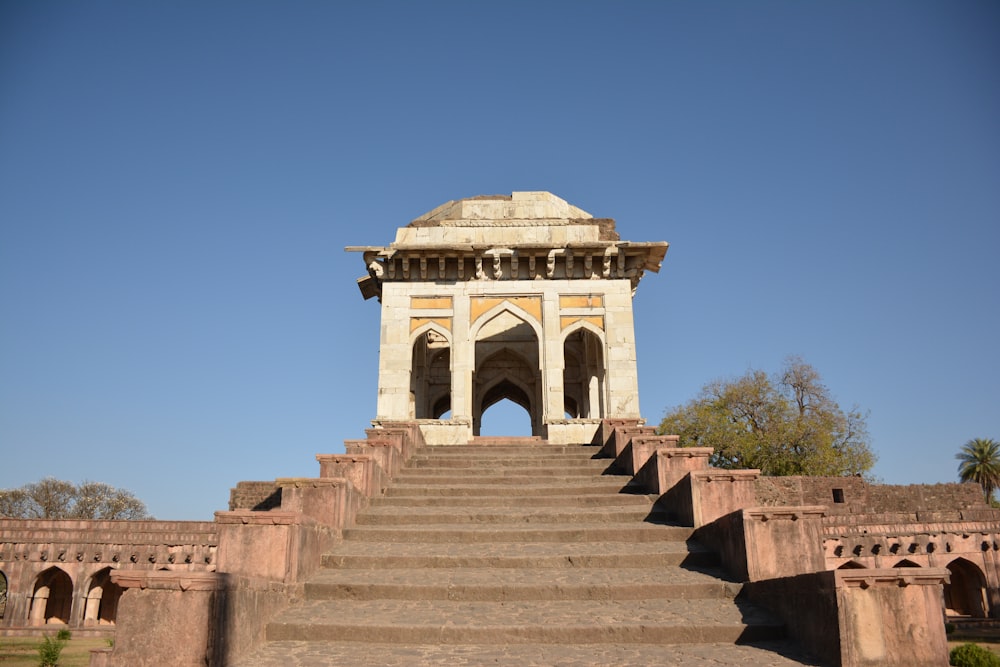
(0, 637), (109, 667)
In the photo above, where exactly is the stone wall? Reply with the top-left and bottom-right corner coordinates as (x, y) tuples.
(755, 476), (985, 514)
(229, 482), (281, 511)
(0, 519), (217, 635)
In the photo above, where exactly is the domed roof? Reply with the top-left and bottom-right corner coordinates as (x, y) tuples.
(402, 191), (619, 243)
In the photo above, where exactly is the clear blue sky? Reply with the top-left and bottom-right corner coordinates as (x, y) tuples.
(1, 1), (997, 520)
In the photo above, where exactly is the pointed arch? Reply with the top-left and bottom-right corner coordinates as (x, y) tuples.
(893, 559), (921, 568)
(410, 326), (452, 420)
(837, 560), (867, 569)
(0, 569), (7, 620)
(469, 300), (543, 342)
(561, 323), (606, 419)
(944, 558), (988, 618)
(83, 567), (122, 626)
(472, 307), (542, 436)
(30, 567), (73, 626)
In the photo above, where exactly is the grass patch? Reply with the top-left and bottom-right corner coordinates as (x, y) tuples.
(0, 637), (108, 666)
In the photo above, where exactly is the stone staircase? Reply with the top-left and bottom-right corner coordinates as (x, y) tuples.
(237, 442), (820, 666)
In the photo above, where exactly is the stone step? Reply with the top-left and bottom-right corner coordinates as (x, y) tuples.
(265, 598), (786, 645)
(236, 640), (821, 666)
(355, 506), (659, 526)
(419, 445), (602, 456)
(372, 492), (653, 508)
(304, 566), (740, 601)
(320, 539), (713, 570)
(395, 466), (611, 480)
(406, 456), (608, 469)
(341, 523), (693, 544)
(383, 480), (636, 497)
(390, 473), (628, 487)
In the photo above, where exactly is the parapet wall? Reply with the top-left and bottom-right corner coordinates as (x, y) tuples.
(229, 482), (281, 511)
(0, 519), (218, 635)
(755, 476), (985, 514)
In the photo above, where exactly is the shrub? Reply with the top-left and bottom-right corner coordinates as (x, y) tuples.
(951, 643), (1000, 667)
(37, 634), (65, 667)
(55, 628), (71, 641)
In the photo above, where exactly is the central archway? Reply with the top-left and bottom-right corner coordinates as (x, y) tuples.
(479, 397), (532, 436)
(472, 307), (542, 436)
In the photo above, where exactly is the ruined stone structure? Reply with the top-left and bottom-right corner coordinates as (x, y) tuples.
(1, 191), (997, 666)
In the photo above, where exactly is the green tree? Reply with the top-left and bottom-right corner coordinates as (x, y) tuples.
(956, 438), (1000, 503)
(657, 357), (875, 476)
(0, 478), (152, 520)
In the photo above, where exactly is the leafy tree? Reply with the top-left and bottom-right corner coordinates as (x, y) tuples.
(956, 438), (1000, 503)
(0, 478), (151, 520)
(658, 356), (875, 476)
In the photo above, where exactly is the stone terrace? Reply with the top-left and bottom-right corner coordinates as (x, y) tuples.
(235, 441), (820, 666)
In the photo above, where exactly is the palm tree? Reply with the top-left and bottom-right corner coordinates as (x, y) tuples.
(956, 438), (1000, 503)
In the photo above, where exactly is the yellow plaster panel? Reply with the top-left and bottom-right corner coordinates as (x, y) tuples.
(411, 296), (453, 310)
(560, 315), (605, 331)
(410, 317), (452, 333)
(470, 296), (542, 325)
(559, 295), (604, 309)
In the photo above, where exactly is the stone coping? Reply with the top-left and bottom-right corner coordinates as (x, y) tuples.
(741, 506), (828, 521)
(274, 477), (350, 489)
(833, 567), (950, 588)
(656, 447), (714, 459)
(214, 510), (313, 526)
(111, 569), (223, 591)
(315, 454), (375, 463)
(691, 469), (761, 482)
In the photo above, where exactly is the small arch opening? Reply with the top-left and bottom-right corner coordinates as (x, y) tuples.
(30, 567), (73, 625)
(945, 558), (988, 618)
(837, 560), (867, 569)
(410, 330), (451, 420)
(84, 567), (123, 626)
(562, 327), (605, 419)
(479, 398), (532, 437)
(0, 570), (7, 619)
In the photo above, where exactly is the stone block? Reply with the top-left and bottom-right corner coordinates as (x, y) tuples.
(634, 446), (712, 494)
(315, 454), (385, 497)
(214, 510), (334, 584)
(275, 478), (362, 532)
(616, 434), (680, 476)
(688, 469), (759, 527)
(105, 571), (222, 667)
(744, 568), (951, 667)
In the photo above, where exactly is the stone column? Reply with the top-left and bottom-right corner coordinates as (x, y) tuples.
(541, 286), (564, 430)
(375, 287), (412, 421)
(451, 287), (473, 423)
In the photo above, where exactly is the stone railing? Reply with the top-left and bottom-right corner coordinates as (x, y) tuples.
(96, 421), (426, 667)
(601, 418), (952, 667)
